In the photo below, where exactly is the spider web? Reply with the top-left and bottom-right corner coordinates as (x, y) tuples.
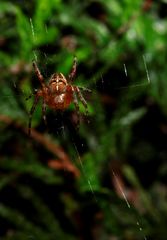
(29, 18), (100, 205)
(92, 59), (150, 240)
(53, 60), (150, 240)
(0, 17), (152, 240)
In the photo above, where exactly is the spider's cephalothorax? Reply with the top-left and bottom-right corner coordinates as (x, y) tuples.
(49, 73), (67, 95)
(28, 57), (90, 135)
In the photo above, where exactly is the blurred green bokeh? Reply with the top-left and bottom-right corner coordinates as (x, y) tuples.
(1, 0), (167, 239)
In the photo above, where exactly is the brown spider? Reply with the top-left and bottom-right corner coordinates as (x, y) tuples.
(28, 57), (90, 135)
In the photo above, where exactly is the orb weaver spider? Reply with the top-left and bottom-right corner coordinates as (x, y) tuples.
(27, 57), (90, 135)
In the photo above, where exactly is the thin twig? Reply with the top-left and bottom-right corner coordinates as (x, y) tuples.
(0, 114), (80, 177)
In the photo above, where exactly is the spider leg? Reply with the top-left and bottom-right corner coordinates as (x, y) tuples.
(28, 93), (40, 136)
(25, 89), (38, 101)
(77, 86), (92, 93)
(75, 87), (89, 118)
(68, 56), (77, 82)
(33, 61), (46, 89)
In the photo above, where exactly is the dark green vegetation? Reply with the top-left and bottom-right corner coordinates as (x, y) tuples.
(1, 0), (167, 239)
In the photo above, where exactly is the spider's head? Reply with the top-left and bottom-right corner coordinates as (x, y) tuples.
(49, 73), (67, 94)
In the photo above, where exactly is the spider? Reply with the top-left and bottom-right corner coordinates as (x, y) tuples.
(28, 57), (90, 135)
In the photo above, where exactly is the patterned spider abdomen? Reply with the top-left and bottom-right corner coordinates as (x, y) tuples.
(46, 73), (73, 110)
(52, 92), (73, 110)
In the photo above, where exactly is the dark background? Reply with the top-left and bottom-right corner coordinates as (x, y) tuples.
(0, 0), (167, 239)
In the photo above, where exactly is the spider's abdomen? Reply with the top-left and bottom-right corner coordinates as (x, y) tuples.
(46, 92), (73, 110)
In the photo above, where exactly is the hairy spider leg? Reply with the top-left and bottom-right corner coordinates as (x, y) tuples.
(77, 86), (92, 93)
(25, 89), (38, 101)
(68, 57), (77, 82)
(28, 94), (40, 136)
(75, 86), (89, 118)
(33, 61), (46, 89)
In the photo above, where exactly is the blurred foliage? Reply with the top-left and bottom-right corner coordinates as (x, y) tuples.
(1, 0), (167, 239)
